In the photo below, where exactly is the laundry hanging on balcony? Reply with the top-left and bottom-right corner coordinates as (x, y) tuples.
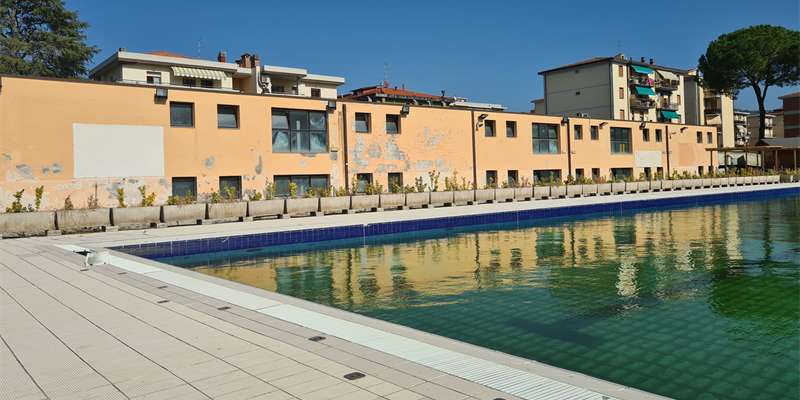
(171, 67), (227, 80)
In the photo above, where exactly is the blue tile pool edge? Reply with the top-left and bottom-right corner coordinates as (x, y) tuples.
(110, 186), (800, 260)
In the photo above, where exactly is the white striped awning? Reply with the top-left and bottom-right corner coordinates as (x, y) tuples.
(171, 66), (227, 80)
(657, 69), (680, 81)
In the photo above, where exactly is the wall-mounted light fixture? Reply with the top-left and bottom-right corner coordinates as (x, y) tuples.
(326, 100), (337, 111)
(599, 122), (609, 128)
(670, 131), (677, 136)
(680, 127), (688, 132)
(640, 121), (647, 129)
(154, 88), (168, 100)
(668, 151), (673, 154)
(561, 117), (569, 124)
(401, 105), (410, 115)
(478, 113), (489, 120)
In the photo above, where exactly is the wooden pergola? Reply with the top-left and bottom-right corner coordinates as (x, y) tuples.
(705, 146), (800, 171)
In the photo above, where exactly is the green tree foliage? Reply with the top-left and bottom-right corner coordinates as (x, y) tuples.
(698, 25), (800, 140)
(0, 0), (99, 77)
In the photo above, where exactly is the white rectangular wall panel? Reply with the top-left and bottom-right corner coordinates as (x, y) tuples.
(635, 150), (662, 168)
(73, 123), (165, 178)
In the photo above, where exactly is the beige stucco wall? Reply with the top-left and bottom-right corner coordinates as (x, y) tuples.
(544, 62), (612, 119)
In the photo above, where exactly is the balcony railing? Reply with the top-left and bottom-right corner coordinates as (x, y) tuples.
(630, 98), (656, 109)
(705, 107), (722, 115)
(629, 77), (652, 87)
(655, 80), (679, 91)
(117, 79), (241, 92)
(658, 102), (679, 110)
(704, 90), (720, 98)
(734, 119), (747, 125)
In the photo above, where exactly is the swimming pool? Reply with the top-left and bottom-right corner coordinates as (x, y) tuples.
(157, 194), (800, 400)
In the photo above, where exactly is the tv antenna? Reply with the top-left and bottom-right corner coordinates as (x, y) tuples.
(198, 39), (209, 59)
(382, 63), (393, 87)
(616, 40), (627, 55)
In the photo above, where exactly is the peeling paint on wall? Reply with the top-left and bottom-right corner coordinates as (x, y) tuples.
(41, 165), (51, 174)
(374, 164), (399, 173)
(255, 156), (263, 175)
(16, 164), (34, 179)
(435, 158), (452, 172)
(411, 160), (434, 171)
(368, 142), (382, 158)
(204, 157), (215, 169)
(1, 154), (11, 161)
(349, 136), (370, 173)
(51, 163), (62, 174)
(384, 136), (406, 161)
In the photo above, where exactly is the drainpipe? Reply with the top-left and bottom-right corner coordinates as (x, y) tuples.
(565, 118), (572, 176)
(343, 104), (350, 192)
(665, 124), (671, 176)
(471, 110), (478, 186)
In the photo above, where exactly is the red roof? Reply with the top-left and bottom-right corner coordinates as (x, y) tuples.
(538, 57), (613, 75)
(532, 98), (544, 102)
(778, 91), (800, 99)
(339, 85), (451, 100)
(144, 51), (198, 60)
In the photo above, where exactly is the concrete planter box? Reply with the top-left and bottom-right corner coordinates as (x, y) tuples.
(350, 195), (380, 210)
(780, 174), (791, 183)
(533, 186), (550, 199)
(744, 176), (753, 185)
(406, 192), (430, 207)
(685, 179), (701, 189)
(793, 174), (800, 182)
(718, 177), (729, 187)
(454, 190), (475, 203)
(514, 187), (532, 200)
(768, 175), (779, 183)
(430, 191), (455, 205)
(611, 182), (626, 194)
(755, 176), (766, 184)
(661, 180), (673, 191)
(207, 202), (247, 220)
(495, 188), (515, 202)
(637, 182), (650, 192)
(474, 189), (495, 203)
(566, 185), (582, 197)
(550, 186), (566, 198)
(285, 197), (319, 214)
(649, 181), (662, 191)
(56, 208), (111, 230)
(597, 183), (611, 195)
(379, 194), (406, 208)
(0, 211), (56, 234)
(625, 182), (639, 193)
(710, 178), (721, 187)
(319, 197), (350, 214)
(582, 184), (598, 196)
(161, 204), (207, 223)
(735, 177), (745, 185)
(701, 179), (712, 188)
(111, 206), (160, 227)
(248, 200), (284, 217)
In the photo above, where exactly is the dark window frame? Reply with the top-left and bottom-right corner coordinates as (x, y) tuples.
(532, 123), (559, 154)
(697, 132), (702, 143)
(274, 175), (329, 197)
(271, 109), (328, 153)
(170, 102), (194, 127)
(485, 120), (496, 137)
(485, 170), (497, 187)
(386, 114), (400, 134)
(610, 127), (631, 154)
(574, 125), (583, 140)
(217, 105), (239, 129)
(506, 121), (516, 138)
(200, 79), (214, 88)
(507, 170), (518, 185)
(388, 172), (403, 188)
(356, 173), (372, 193)
(355, 113), (371, 133)
(655, 129), (663, 142)
(707, 132), (713, 144)
(643, 128), (650, 142)
(310, 88), (321, 98)
(219, 176), (242, 200)
(171, 177), (196, 198)
(590, 126), (598, 140)
(182, 78), (196, 87)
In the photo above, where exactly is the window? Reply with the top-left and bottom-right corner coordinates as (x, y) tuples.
(146, 72), (161, 84)
(388, 172), (403, 188)
(574, 125), (583, 140)
(272, 86), (285, 93)
(592, 168), (600, 180)
(697, 132), (702, 143)
(485, 120), (495, 137)
(590, 126), (598, 140)
(355, 113), (370, 133)
(275, 175), (328, 197)
(507, 170), (518, 186)
(386, 115), (400, 134)
(533, 170), (561, 183)
(200, 80), (213, 88)
(707, 132), (712, 144)
(619, 87), (624, 99)
(618, 65), (623, 77)
(272, 109), (328, 153)
(219, 176), (242, 199)
(677, 94), (681, 105)
(171, 177), (196, 198)
(182, 78), (196, 87)
(619, 110), (625, 120)
(655, 129), (663, 142)
(610, 127), (631, 154)
(643, 129), (650, 142)
(486, 170), (497, 187)
(217, 105), (238, 128)
(644, 167), (651, 178)
(311, 88), (321, 98)
(575, 168), (584, 179)
(698, 166), (704, 175)
(170, 102), (193, 127)
(356, 173), (372, 193)
(611, 168), (632, 180)
(506, 121), (516, 138)
(532, 123), (558, 154)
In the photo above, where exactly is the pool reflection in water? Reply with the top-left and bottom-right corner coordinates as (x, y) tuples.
(164, 196), (800, 400)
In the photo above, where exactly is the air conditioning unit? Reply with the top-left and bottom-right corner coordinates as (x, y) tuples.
(576, 113), (590, 118)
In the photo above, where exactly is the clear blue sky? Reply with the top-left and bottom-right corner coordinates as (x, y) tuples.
(67, 0), (799, 113)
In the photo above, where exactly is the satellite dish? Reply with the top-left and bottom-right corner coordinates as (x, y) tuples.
(383, 81), (389, 88)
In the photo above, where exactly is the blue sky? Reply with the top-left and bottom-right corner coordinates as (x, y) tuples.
(68, 0), (799, 113)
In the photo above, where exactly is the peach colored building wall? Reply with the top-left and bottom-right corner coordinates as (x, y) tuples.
(0, 75), (716, 211)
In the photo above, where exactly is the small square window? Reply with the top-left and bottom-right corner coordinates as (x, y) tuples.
(146, 72), (161, 84)
(170, 102), (193, 127)
(219, 176), (242, 199)
(356, 173), (372, 193)
(592, 168), (600, 180)
(386, 115), (400, 134)
(388, 172), (403, 188)
(355, 113), (370, 133)
(217, 105), (238, 128)
(575, 168), (584, 179)
(507, 170), (518, 185)
(574, 125), (582, 140)
(311, 88), (321, 98)
(575, 91), (581, 96)
(707, 132), (712, 144)
(506, 121), (516, 138)
(590, 126), (598, 140)
(485, 120), (495, 137)
(171, 177), (196, 198)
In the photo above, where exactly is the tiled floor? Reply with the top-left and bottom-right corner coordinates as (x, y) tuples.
(2, 184), (794, 400)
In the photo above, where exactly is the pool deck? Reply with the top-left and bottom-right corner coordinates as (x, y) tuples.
(2, 184), (795, 400)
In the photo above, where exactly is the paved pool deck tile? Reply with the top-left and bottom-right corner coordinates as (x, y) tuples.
(2, 183), (795, 399)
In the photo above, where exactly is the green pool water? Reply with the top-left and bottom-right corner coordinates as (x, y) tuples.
(176, 196), (800, 400)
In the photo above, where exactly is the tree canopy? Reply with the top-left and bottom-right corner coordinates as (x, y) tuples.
(698, 25), (799, 141)
(0, 0), (99, 78)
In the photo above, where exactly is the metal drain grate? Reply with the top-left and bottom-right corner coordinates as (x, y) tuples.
(308, 336), (326, 342)
(157, 300), (169, 304)
(80, 269), (89, 272)
(118, 272), (127, 275)
(344, 372), (365, 380)
(217, 306), (231, 311)
(157, 286), (167, 289)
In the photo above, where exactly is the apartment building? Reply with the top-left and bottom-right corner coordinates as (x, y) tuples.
(733, 110), (751, 146)
(681, 70), (738, 148)
(89, 49), (345, 98)
(779, 92), (800, 138)
(339, 84), (506, 111)
(537, 54), (686, 124)
(747, 114), (776, 138)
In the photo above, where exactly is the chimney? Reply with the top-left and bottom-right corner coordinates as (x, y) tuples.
(235, 59), (241, 67)
(441, 90), (446, 98)
(240, 53), (251, 68)
(217, 51), (226, 63)
(640, 57), (645, 63)
(650, 58), (654, 65)
(394, 86), (397, 90)
(119, 47), (126, 52)
(402, 83), (405, 90)
(252, 54), (259, 67)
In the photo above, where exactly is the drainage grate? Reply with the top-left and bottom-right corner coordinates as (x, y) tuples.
(157, 300), (169, 304)
(343, 372), (365, 380)
(118, 272), (127, 275)
(308, 336), (326, 342)
(157, 286), (167, 289)
(217, 306), (231, 311)
(79, 269), (89, 272)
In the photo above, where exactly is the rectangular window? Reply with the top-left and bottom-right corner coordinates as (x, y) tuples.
(386, 115), (400, 134)
(272, 109), (327, 153)
(707, 132), (712, 144)
(532, 123), (558, 154)
(533, 170), (561, 183)
(182, 78), (196, 87)
(355, 113), (370, 133)
(272, 86), (285, 93)
(356, 173), (372, 193)
(697, 132), (702, 143)
(388, 172), (403, 188)
(677, 94), (681, 105)
(486, 170), (497, 187)
(274, 175), (329, 197)
(575, 168), (584, 179)
(619, 87), (624, 99)
(170, 102), (193, 127)
(217, 105), (238, 128)
(592, 168), (600, 180)
(644, 167), (651, 178)
(200, 80), (213, 88)
(610, 127), (631, 154)
(219, 176), (242, 200)
(643, 129), (650, 142)
(146, 72), (161, 84)
(311, 88), (321, 98)
(506, 121), (516, 138)
(574, 125), (582, 140)
(485, 120), (495, 137)
(611, 168), (632, 180)
(698, 166), (704, 175)
(507, 170), (518, 186)
(655, 129), (663, 142)
(171, 177), (196, 198)
(590, 126), (598, 140)
(618, 65), (623, 77)
(619, 109), (625, 120)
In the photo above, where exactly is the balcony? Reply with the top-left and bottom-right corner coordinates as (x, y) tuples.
(734, 119), (747, 125)
(658, 101), (679, 111)
(704, 90), (720, 98)
(705, 107), (722, 115)
(629, 77), (652, 87)
(117, 79), (241, 92)
(630, 98), (656, 109)
(655, 80), (679, 91)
